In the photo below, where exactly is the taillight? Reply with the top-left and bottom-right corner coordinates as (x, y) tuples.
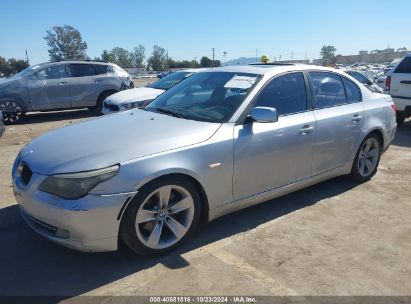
(385, 76), (391, 91)
(391, 103), (397, 112)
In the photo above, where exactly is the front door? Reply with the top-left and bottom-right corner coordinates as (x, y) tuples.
(233, 72), (315, 200)
(28, 64), (70, 110)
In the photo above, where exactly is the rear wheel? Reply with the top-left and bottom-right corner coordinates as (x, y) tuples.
(349, 134), (381, 182)
(120, 175), (201, 257)
(0, 100), (25, 124)
(396, 112), (406, 127)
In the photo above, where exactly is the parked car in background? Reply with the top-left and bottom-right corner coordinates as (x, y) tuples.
(102, 68), (208, 114)
(384, 54), (411, 126)
(344, 70), (383, 93)
(0, 111), (5, 137)
(13, 65), (396, 256)
(0, 60), (133, 123)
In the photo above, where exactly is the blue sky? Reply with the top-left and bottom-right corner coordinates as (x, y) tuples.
(1, 0), (410, 64)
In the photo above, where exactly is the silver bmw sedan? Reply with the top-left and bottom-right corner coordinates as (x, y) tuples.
(12, 64), (397, 256)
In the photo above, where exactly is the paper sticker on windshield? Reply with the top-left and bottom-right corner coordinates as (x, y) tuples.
(224, 76), (257, 89)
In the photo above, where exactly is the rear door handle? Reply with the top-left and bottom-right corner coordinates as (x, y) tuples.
(57, 81), (67, 85)
(400, 80), (411, 84)
(351, 114), (362, 123)
(95, 79), (104, 83)
(300, 125), (314, 134)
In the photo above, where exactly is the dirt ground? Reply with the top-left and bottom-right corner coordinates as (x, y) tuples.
(0, 80), (410, 300)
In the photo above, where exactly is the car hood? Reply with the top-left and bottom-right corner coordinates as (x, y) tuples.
(20, 110), (221, 175)
(106, 87), (164, 105)
(0, 77), (19, 89)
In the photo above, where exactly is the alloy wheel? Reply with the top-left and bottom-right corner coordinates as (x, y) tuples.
(135, 185), (195, 250)
(357, 137), (380, 177)
(0, 101), (23, 123)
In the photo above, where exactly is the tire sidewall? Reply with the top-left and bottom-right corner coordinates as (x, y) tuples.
(350, 133), (382, 181)
(96, 91), (113, 115)
(120, 175), (201, 257)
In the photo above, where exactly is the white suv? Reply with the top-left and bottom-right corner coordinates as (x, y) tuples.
(385, 54), (411, 126)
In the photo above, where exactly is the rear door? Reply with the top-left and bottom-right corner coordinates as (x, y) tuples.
(308, 71), (364, 174)
(68, 63), (101, 107)
(28, 64), (71, 110)
(391, 56), (411, 100)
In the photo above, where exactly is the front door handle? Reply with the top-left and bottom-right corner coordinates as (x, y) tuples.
(95, 79), (104, 83)
(351, 114), (362, 123)
(300, 125), (314, 134)
(57, 81), (67, 85)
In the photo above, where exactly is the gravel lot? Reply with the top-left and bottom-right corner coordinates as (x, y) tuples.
(0, 79), (410, 300)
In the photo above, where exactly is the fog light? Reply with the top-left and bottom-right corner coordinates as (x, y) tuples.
(56, 228), (70, 239)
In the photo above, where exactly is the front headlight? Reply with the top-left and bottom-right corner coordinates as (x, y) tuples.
(38, 165), (119, 200)
(121, 100), (152, 111)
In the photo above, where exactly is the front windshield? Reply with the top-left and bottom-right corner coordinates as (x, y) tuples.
(146, 72), (260, 123)
(148, 71), (192, 90)
(10, 64), (43, 79)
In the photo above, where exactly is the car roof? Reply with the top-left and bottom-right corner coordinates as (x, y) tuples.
(202, 64), (336, 76)
(179, 68), (210, 73)
(40, 60), (111, 66)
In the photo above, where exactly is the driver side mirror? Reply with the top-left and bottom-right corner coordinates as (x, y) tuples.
(250, 106), (278, 123)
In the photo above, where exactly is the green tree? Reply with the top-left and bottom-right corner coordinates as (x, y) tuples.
(101, 50), (116, 63)
(130, 45), (145, 68)
(0, 56), (8, 76)
(44, 25), (88, 61)
(0, 56), (29, 76)
(320, 45), (337, 66)
(200, 56), (213, 67)
(147, 45), (168, 71)
(111, 47), (132, 67)
(7, 59), (29, 74)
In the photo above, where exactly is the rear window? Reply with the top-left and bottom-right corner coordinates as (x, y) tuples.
(94, 64), (109, 75)
(394, 57), (411, 73)
(309, 72), (347, 108)
(342, 78), (362, 103)
(69, 64), (96, 77)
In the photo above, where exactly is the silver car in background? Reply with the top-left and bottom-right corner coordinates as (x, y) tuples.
(0, 60), (133, 123)
(12, 65), (396, 256)
(102, 68), (208, 114)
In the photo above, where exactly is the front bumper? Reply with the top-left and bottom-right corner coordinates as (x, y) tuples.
(13, 169), (136, 252)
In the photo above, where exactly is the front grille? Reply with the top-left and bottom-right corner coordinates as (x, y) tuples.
(21, 163), (32, 185)
(104, 102), (120, 112)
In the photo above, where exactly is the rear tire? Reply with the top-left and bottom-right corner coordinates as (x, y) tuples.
(396, 112), (406, 127)
(120, 175), (201, 257)
(349, 133), (381, 182)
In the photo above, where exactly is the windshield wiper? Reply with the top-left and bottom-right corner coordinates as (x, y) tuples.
(154, 107), (189, 119)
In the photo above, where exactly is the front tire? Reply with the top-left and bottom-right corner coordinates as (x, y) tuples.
(349, 134), (381, 182)
(0, 100), (25, 124)
(120, 176), (201, 257)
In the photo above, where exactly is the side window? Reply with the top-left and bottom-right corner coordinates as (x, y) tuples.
(95, 64), (109, 75)
(394, 57), (411, 73)
(254, 72), (307, 116)
(309, 72), (347, 109)
(69, 64), (96, 77)
(36, 64), (66, 80)
(342, 78), (362, 103)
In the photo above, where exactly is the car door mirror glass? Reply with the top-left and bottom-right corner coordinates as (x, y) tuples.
(250, 106), (278, 123)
